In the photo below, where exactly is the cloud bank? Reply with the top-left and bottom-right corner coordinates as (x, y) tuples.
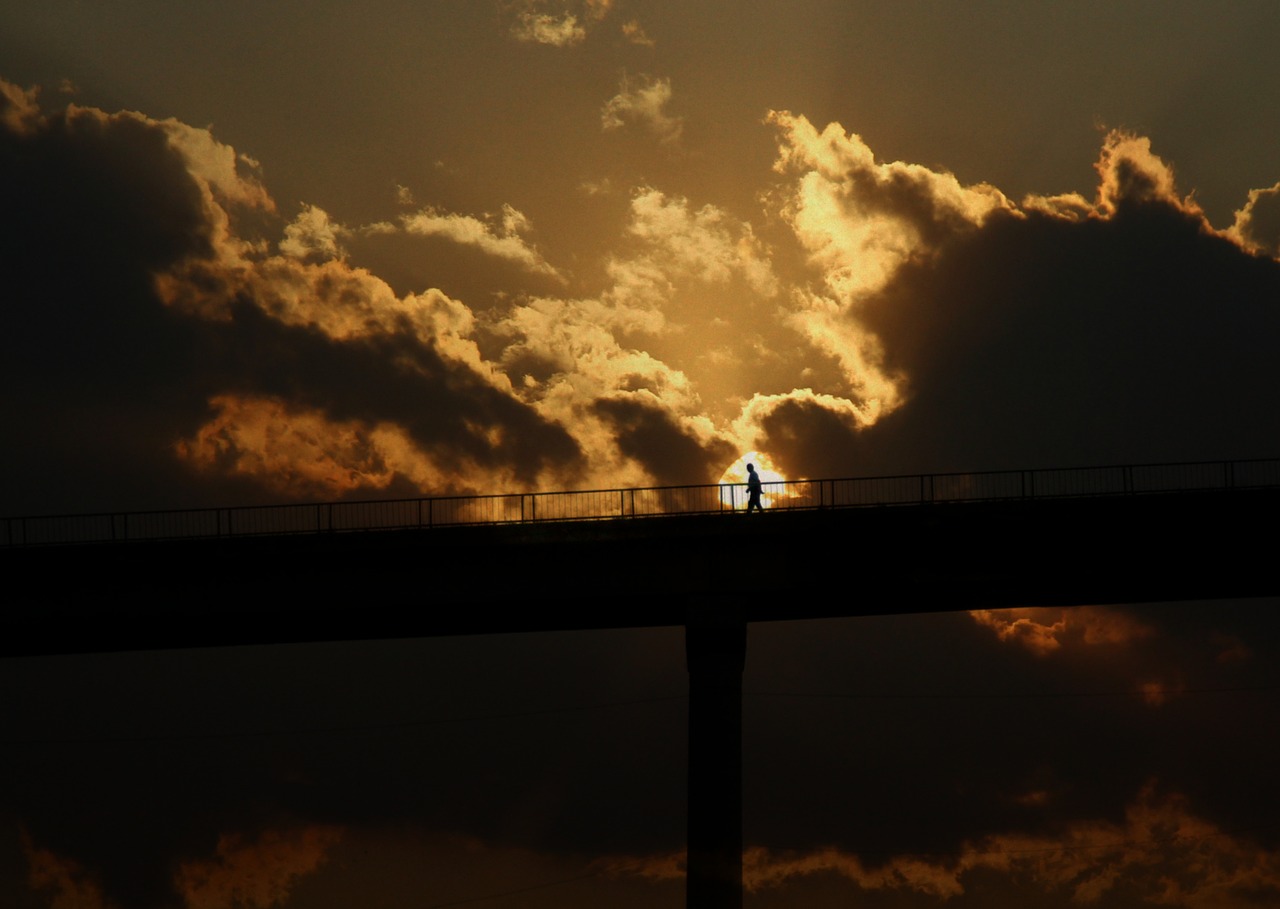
(3, 81), (1279, 516)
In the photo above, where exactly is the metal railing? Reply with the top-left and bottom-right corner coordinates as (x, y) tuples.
(4, 457), (1278, 548)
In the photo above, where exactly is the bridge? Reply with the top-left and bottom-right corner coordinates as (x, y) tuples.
(4, 457), (1279, 908)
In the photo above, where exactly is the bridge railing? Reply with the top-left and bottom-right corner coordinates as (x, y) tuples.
(4, 457), (1278, 547)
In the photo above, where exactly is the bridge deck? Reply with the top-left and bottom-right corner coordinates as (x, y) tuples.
(4, 487), (1275, 656)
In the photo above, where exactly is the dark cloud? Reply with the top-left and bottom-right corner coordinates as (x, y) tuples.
(197, 300), (584, 490)
(1, 629), (690, 906)
(865, 199), (1280, 472)
(0, 88), (585, 513)
(742, 605), (1280, 860)
(751, 395), (866, 480)
(10, 606), (1276, 909)
(766, 189), (1280, 480)
(593, 395), (735, 485)
(0, 102), (227, 513)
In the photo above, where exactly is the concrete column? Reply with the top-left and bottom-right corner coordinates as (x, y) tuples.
(685, 607), (746, 909)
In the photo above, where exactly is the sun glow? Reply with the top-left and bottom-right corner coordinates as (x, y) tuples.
(718, 450), (788, 510)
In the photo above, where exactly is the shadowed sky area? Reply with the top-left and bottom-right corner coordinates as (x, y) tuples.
(3, 2), (1280, 907)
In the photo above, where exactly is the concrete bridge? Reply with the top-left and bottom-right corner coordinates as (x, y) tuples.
(4, 458), (1278, 908)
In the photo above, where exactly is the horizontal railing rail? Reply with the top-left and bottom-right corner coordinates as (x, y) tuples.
(4, 457), (1278, 548)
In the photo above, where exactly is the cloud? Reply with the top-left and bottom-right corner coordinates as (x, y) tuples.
(969, 607), (1154, 656)
(485, 291), (731, 487)
(592, 394), (736, 487)
(732, 388), (873, 472)
(400, 204), (563, 279)
(754, 110), (1019, 454)
(23, 831), (116, 909)
(620, 188), (777, 297)
(6, 74), (1280, 515)
(768, 110), (1013, 305)
(602, 74), (683, 145)
(1093, 131), (1197, 218)
(0, 82), (586, 511)
(641, 786), (1280, 907)
(0, 79), (41, 135)
(173, 826), (343, 909)
(763, 120), (1280, 477)
(176, 394), (425, 498)
(781, 289), (902, 420)
(507, 0), (612, 47)
(621, 19), (654, 47)
(511, 11), (586, 46)
(477, 189), (788, 486)
(1228, 181), (1280, 258)
(278, 204), (348, 262)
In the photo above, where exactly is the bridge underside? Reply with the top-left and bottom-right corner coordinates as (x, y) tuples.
(4, 488), (1275, 656)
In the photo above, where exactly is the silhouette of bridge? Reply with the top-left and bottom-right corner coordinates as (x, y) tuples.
(4, 457), (1276, 647)
(4, 457), (1278, 909)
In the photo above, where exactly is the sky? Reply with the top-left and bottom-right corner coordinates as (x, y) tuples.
(2, 1), (1280, 907)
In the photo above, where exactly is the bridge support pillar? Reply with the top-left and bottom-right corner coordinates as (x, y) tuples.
(685, 605), (746, 909)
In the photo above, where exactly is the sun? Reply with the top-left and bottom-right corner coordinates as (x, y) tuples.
(717, 450), (786, 486)
(717, 450), (788, 509)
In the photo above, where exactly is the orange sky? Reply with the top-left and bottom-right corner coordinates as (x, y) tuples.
(3, 2), (1280, 907)
(4, 2), (1280, 512)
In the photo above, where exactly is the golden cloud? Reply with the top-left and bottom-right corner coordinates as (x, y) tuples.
(622, 189), (777, 297)
(0, 79), (42, 135)
(400, 203), (562, 279)
(177, 395), (413, 498)
(278, 204), (349, 262)
(602, 74), (683, 145)
(1228, 181), (1280, 258)
(769, 109), (1013, 304)
(506, 0), (612, 46)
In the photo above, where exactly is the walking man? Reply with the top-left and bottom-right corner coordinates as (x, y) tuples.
(745, 463), (763, 513)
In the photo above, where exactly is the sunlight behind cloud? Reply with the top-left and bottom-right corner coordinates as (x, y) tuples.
(717, 450), (787, 509)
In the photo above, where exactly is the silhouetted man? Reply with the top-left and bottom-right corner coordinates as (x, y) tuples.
(745, 463), (763, 513)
